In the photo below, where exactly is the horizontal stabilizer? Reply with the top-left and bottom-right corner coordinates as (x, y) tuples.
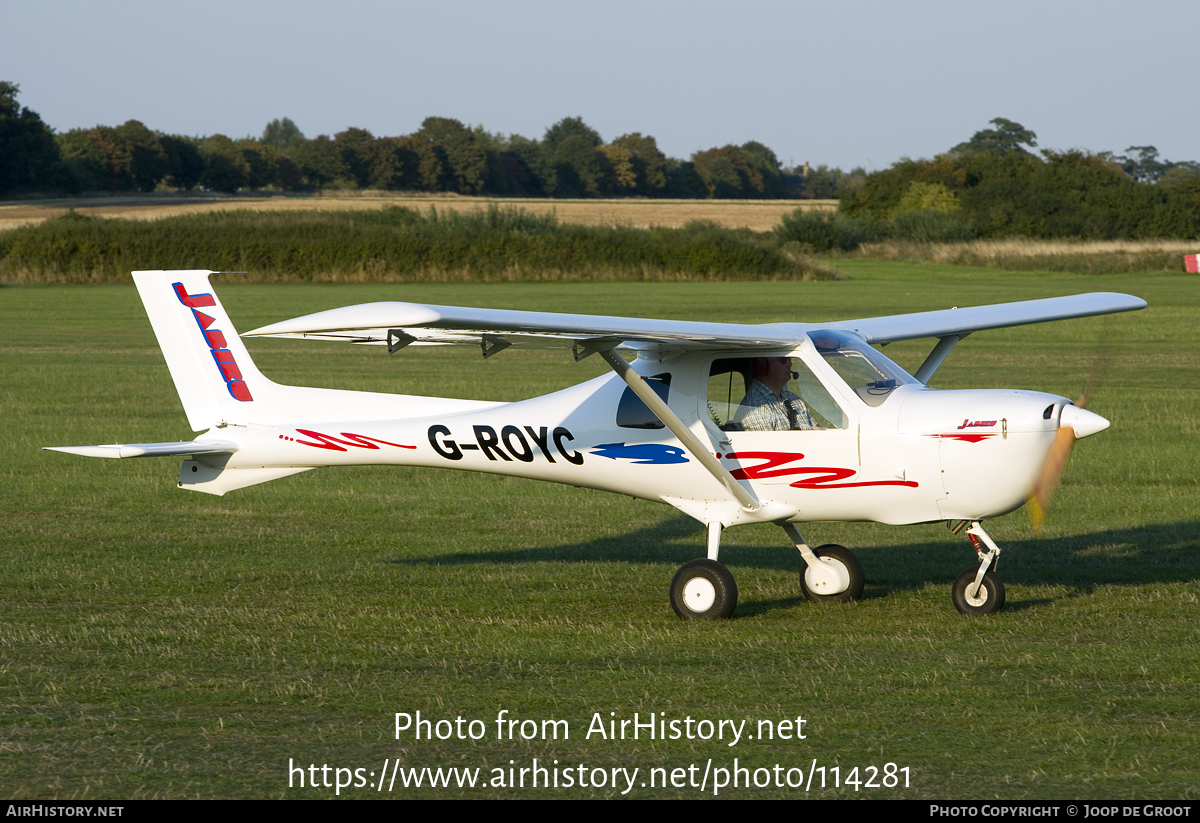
(44, 441), (239, 459)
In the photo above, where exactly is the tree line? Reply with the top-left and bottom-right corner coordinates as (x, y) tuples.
(777, 118), (1200, 247)
(1, 82), (860, 200)
(4, 84), (1197, 242)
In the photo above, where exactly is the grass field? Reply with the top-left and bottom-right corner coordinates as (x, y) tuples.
(2, 262), (1198, 798)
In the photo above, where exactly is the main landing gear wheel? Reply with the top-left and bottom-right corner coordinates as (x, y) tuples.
(800, 544), (865, 603)
(670, 559), (738, 620)
(951, 568), (1006, 615)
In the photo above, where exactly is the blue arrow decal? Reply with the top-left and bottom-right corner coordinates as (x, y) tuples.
(590, 442), (689, 465)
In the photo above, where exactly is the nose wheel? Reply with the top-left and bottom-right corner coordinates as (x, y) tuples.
(949, 521), (1006, 615)
(951, 568), (1005, 615)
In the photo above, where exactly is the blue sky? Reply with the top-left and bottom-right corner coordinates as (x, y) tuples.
(5, 0), (1197, 171)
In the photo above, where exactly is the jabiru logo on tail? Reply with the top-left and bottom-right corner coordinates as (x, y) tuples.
(173, 282), (253, 402)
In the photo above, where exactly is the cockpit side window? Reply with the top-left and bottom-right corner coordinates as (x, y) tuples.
(707, 357), (845, 431)
(616, 373), (671, 428)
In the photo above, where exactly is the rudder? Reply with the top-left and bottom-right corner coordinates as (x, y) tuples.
(134, 270), (275, 431)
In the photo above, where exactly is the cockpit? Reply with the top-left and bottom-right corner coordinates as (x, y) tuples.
(705, 331), (918, 432)
(707, 355), (846, 432)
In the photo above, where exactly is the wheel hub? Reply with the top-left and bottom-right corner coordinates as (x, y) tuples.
(964, 581), (989, 607)
(682, 577), (717, 613)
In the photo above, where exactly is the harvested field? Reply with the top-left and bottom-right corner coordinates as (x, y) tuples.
(0, 192), (836, 233)
(863, 237), (1200, 259)
(858, 237), (1200, 274)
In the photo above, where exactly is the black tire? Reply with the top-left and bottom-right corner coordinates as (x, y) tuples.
(800, 544), (865, 603)
(951, 568), (1006, 615)
(670, 559), (738, 619)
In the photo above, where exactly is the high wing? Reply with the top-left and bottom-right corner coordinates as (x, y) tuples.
(816, 292), (1147, 344)
(244, 292), (1147, 352)
(243, 302), (799, 353)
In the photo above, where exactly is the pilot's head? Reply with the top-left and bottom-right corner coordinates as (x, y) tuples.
(753, 356), (792, 392)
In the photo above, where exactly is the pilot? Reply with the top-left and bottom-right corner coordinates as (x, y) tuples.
(733, 356), (815, 431)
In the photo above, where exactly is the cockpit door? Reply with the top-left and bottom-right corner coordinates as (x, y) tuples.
(704, 352), (858, 507)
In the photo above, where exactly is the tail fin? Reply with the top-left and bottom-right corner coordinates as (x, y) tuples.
(134, 270), (276, 431)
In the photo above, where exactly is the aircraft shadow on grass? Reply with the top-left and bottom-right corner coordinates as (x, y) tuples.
(389, 517), (1200, 615)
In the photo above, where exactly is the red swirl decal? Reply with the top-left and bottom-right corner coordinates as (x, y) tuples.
(289, 430), (417, 452)
(721, 451), (918, 489)
(787, 467), (918, 489)
(724, 451), (807, 480)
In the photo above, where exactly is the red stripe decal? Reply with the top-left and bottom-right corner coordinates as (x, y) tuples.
(292, 429), (417, 452)
(724, 451), (807, 480)
(927, 434), (995, 443)
(721, 450), (918, 489)
(789, 467), (919, 489)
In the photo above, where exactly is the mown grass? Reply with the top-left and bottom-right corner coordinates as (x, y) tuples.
(2, 268), (1198, 798)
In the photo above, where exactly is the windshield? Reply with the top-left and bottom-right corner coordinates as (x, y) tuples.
(806, 330), (916, 407)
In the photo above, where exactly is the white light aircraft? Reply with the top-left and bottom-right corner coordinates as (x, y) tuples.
(48, 271), (1146, 618)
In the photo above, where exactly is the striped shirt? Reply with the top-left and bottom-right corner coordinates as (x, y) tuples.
(733, 379), (815, 431)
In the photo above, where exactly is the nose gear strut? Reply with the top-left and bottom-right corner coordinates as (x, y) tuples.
(949, 521), (1006, 615)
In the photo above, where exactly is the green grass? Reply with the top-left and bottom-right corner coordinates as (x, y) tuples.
(2, 265), (1198, 798)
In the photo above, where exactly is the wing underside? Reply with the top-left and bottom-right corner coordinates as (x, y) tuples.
(244, 301), (801, 352)
(242, 292), (1147, 353)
